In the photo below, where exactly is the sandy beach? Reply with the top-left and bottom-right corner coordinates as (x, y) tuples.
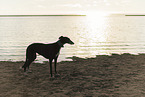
(1, 53), (145, 97)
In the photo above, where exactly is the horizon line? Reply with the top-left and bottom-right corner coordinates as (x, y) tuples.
(0, 14), (86, 17)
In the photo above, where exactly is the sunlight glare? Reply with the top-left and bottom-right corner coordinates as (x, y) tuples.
(81, 11), (109, 43)
(86, 11), (109, 18)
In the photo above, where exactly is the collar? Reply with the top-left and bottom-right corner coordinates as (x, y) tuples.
(57, 40), (64, 47)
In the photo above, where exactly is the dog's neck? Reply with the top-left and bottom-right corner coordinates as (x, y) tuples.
(57, 40), (64, 47)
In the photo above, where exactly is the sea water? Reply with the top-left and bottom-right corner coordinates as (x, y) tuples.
(0, 15), (145, 63)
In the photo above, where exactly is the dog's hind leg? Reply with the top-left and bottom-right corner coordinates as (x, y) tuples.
(22, 53), (36, 72)
(22, 62), (27, 72)
(22, 59), (32, 72)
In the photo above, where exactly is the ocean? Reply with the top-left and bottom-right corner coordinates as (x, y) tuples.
(0, 15), (145, 63)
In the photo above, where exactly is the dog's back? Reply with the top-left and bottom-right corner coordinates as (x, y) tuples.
(26, 43), (61, 59)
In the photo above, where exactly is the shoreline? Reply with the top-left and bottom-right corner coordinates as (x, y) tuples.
(1, 53), (144, 64)
(1, 53), (145, 96)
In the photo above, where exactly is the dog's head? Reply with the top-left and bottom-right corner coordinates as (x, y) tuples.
(59, 36), (74, 45)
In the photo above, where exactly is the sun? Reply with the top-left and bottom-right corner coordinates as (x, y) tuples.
(86, 11), (109, 18)
(84, 11), (109, 23)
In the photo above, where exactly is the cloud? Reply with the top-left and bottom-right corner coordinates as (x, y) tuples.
(0, 0), (143, 15)
(37, 5), (46, 8)
(62, 4), (82, 8)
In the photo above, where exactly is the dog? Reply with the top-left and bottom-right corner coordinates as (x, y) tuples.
(22, 36), (74, 77)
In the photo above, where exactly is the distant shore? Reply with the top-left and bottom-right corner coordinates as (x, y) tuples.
(125, 15), (145, 16)
(0, 15), (86, 17)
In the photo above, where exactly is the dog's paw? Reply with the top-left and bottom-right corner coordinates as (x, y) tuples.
(24, 72), (28, 76)
(49, 76), (55, 80)
(19, 67), (24, 72)
(19, 66), (23, 70)
(27, 69), (32, 73)
(54, 73), (60, 77)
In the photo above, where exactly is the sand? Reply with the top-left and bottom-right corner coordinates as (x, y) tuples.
(1, 53), (145, 97)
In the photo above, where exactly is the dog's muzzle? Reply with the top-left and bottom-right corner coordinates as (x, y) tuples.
(69, 40), (74, 45)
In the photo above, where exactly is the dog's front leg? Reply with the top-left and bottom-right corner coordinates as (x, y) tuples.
(49, 59), (53, 77)
(54, 56), (58, 74)
(54, 56), (60, 77)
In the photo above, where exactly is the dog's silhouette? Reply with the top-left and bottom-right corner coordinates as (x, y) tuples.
(22, 36), (74, 77)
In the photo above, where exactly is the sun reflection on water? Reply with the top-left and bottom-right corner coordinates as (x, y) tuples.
(80, 13), (109, 44)
(75, 13), (110, 57)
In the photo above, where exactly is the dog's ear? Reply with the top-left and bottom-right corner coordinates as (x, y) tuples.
(59, 36), (63, 39)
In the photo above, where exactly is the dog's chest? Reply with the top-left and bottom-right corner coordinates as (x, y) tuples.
(56, 52), (59, 57)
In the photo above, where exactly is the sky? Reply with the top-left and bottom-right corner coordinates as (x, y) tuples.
(0, 0), (145, 15)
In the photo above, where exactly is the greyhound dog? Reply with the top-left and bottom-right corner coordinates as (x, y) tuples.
(22, 36), (74, 77)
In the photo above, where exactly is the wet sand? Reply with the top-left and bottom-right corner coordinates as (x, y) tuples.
(1, 53), (145, 97)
